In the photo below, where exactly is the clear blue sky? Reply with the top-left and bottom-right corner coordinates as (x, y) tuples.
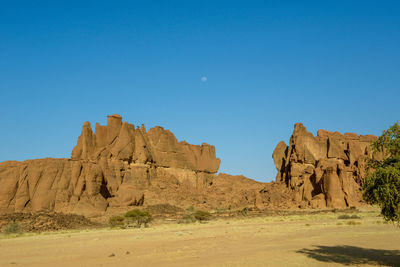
(1, 1), (399, 182)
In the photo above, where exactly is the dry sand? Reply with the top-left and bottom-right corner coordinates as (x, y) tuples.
(0, 209), (399, 267)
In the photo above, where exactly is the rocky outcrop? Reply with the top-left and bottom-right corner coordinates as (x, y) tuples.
(0, 115), (221, 216)
(272, 123), (380, 208)
(71, 114), (220, 173)
(0, 117), (380, 216)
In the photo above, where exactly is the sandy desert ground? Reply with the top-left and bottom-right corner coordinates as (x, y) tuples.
(0, 208), (399, 267)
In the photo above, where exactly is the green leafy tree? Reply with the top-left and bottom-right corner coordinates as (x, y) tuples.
(124, 209), (153, 228)
(363, 122), (400, 222)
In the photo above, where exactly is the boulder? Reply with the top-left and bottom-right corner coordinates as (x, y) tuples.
(272, 141), (287, 182)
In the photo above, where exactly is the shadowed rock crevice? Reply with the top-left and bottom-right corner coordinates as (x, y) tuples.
(99, 178), (111, 199)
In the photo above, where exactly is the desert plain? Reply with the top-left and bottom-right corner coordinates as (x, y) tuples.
(0, 207), (399, 267)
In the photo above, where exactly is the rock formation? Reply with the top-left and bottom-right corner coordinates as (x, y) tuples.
(272, 123), (380, 208)
(0, 117), (379, 216)
(0, 115), (221, 216)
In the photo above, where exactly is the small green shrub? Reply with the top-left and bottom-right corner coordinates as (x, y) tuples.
(179, 213), (196, 224)
(194, 210), (211, 222)
(124, 209), (153, 228)
(186, 206), (194, 212)
(337, 214), (361, 220)
(179, 207), (212, 223)
(215, 207), (225, 213)
(3, 222), (21, 235)
(178, 206), (197, 224)
(346, 220), (361, 225)
(109, 216), (125, 228)
(240, 207), (249, 216)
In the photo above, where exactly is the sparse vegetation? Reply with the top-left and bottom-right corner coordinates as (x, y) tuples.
(346, 220), (362, 225)
(109, 216), (125, 228)
(194, 210), (211, 222)
(240, 207), (249, 216)
(186, 206), (194, 212)
(337, 214), (361, 220)
(179, 207), (212, 223)
(215, 207), (226, 213)
(179, 213), (196, 224)
(0, 207), (398, 265)
(3, 222), (22, 235)
(178, 206), (196, 224)
(124, 209), (153, 228)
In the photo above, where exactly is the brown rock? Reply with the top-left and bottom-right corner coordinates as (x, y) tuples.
(0, 115), (224, 216)
(323, 167), (346, 208)
(71, 122), (96, 160)
(273, 123), (378, 208)
(272, 141), (287, 182)
(0, 115), (381, 215)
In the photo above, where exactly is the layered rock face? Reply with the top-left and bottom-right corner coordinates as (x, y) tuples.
(0, 115), (221, 216)
(273, 123), (380, 208)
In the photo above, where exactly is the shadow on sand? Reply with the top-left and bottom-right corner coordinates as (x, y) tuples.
(297, 245), (400, 266)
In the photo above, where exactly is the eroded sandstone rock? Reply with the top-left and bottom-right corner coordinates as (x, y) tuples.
(0, 115), (221, 216)
(273, 123), (379, 208)
(1, 117), (378, 216)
